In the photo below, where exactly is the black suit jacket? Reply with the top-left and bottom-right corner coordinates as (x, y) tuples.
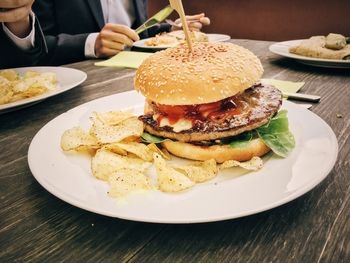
(32, 0), (170, 65)
(0, 20), (47, 69)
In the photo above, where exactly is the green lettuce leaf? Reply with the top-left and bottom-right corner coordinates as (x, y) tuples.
(256, 110), (295, 157)
(141, 132), (167, 144)
(222, 131), (255, 148)
(141, 110), (295, 158)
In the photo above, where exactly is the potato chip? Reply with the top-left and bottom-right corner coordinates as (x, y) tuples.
(91, 110), (134, 126)
(0, 69), (18, 81)
(23, 70), (40, 79)
(0, 77), (13, 105)
(12, 86), (48, 101)
(121, 136), (141, 143)
(220, 156), (263, 171)
(108, 168), (152, 198)
(160, 147), (172, 159)
(173, 159), (218, 183)
(92, 149), (151, 181)
(37, 72), (57, 84)
(153, 153), (194, 192)
(90, 117), (143, 144)
(102, 143), (128, 156)
(147, 143), (171, 160)
(0, 89), (13, 104)
(0, 76), (10, 86)
(61, 127), (99, 151)
(113, 142), (153, 162)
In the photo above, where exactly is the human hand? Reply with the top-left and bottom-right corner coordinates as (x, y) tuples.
(171, 13), (210, 32)
(95, 23), (140, 58)
(0, 0), (34, 37)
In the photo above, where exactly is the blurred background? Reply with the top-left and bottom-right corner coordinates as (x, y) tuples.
(149, 0), (350, 41)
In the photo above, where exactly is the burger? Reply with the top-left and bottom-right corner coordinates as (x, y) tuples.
(135, 42), (294, 163)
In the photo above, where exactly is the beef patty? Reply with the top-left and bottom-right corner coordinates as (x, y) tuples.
(139, 84), (282, 142)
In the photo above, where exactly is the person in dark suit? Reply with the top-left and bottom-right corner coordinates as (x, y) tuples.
(32, 0), (210, 65)
(0, 0), (47, 69)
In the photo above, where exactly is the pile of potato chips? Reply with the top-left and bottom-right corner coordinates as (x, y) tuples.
(61, 110), (263, 199)
(0, 69), (57, 105)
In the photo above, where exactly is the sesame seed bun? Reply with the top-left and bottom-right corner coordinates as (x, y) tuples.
(162, 138), (270, 163)
(134, 42), (263, 105)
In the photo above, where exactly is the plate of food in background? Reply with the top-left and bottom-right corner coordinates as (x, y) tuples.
(0, 67), (87, 114)
(269, 33), (350, 68)
(133, 30), (230, 50)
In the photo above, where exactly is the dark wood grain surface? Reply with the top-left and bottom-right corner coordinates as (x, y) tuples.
(0, 39), (349, 262)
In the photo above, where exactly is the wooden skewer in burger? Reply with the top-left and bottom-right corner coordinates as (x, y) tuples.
(169, 0), (193, 52)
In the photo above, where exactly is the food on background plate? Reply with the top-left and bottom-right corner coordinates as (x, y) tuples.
(135, 42), (295, 163)
(0, 69), (57, 105)
(144, 30), (208, 47)
(61, 110), (263, 198)
(289, 33), (350, 60)
(325, 33), (347, 50)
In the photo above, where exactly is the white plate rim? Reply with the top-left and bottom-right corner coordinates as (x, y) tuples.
(0, 66), (87, 113)
(269, 40), (350, 67)
(28, 91), (338, 224)
(133, 33), (231, 50)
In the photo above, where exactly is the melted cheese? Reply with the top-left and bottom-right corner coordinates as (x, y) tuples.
(153, 114), (193, 132)
(160, 118), (193, 132)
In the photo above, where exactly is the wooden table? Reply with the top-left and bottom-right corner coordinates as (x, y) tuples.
(1, 40), (349, 262)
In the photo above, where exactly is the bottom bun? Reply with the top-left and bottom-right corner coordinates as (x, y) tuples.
(162, 138), (270, 163)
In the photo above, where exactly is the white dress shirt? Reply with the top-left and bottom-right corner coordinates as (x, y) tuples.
(101, 0), (135, 27)
(2, 11), (36, 51)
(85, 0), (136, 58)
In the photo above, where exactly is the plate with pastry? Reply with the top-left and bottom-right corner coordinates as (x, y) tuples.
(133, 30), (230, 50)
(269, 33), (350, 68)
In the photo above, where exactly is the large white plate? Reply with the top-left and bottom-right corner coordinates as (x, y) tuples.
(133, 33), (231, 50)
(28, 91), (338, 223)
(269, 40), (350, 68)
(0, 66), (87, 114)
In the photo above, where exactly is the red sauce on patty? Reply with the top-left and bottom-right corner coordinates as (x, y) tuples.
(151, 95), (242, 126)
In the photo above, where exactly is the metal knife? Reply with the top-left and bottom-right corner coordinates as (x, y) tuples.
(135, 5), (174, 34)
(283, 92), (321, 102)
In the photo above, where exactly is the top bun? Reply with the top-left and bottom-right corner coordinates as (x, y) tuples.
(134, 42), (263, 105)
